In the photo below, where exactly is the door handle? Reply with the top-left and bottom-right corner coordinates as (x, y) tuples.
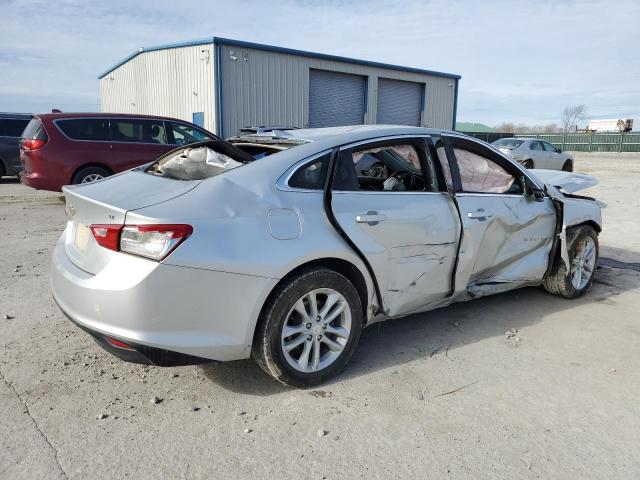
(356, 211), (387, 226)
(467, 210), (493, 220)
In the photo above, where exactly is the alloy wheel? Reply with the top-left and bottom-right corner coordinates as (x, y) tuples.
(571, 237), (597, 290)
(81, 173), (104, 183)
(281, 288), (351, 373)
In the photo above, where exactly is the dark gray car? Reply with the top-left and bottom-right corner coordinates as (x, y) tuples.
(0, 113), (32, 177)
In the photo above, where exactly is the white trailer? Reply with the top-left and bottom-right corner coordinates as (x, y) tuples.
(587, 118), (633, 132)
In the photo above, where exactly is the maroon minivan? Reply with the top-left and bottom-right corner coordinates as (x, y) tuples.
(20, 113), (217, 191)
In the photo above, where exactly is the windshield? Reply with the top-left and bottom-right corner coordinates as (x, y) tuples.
(493, 138), (524, 149)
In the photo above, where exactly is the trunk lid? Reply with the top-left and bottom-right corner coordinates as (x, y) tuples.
(62, 170), (199, 274)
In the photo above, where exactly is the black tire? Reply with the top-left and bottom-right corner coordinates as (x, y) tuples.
(562, 160), (573, 172)
(522, 159), (534, 169)
(71, 166), (112, 185)
(252, 267), (363, 387)
(543, 225), (598, 299)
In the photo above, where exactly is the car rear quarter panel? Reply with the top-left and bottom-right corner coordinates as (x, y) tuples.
(125, 166), (377, 339)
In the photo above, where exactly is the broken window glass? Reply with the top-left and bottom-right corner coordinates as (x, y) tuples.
(146, 146), (243, 180)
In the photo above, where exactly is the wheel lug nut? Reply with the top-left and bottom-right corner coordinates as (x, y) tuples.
(322, 323), (327, 329)
(317, 335), (322, 340)
(306, 323), (312, 329)
(316, 316), (321, 322)
(307, 335), (312, 341)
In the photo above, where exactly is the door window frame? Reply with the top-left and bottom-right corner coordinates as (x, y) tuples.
(331, 135), (447, 195)
(529, 140), (545, 152)
(165, 121), (215, 146)
(441, 134), (542, 197)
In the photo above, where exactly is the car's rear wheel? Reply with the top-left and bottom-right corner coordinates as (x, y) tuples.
(523, 159), (534, 169)
(543, 225), (598, 299)
(562, 160), (573, 172)
(72, 166), (111, 185)
(253, 267), (363, 387)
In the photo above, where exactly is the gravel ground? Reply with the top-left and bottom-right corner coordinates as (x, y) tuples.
(1, 155), (639, 479)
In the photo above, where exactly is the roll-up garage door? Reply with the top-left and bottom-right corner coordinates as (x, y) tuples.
(308, 69), (365, 128)
(377, 78), (423, 126)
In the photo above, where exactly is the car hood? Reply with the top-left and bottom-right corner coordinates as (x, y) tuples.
(529, 169), (598, 193)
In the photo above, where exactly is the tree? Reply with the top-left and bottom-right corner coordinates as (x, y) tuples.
(494, 122), (516, 133)
(561, 105), (587, 132)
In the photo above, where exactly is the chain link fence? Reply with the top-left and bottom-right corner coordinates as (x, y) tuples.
(464, 131), (640, 153)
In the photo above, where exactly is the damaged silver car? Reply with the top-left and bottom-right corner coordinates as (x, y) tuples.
(51, 126), (602, 387)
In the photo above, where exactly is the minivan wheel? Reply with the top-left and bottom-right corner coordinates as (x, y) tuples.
(543, 225), (598, 299)
(72, 166), (111, 185)
(253, 267), (363, 387)
(562, 160), (573, 172)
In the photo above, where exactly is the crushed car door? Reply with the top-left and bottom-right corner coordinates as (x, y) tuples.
(329, 136), (459, 317)
(440, 135), (557, 297)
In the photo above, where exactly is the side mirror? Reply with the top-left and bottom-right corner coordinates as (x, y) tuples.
(529, 186), (545, 202)
(527, 181), (544, 202)
(556, 148), (562, 153)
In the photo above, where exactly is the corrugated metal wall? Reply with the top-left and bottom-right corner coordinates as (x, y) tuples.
(99, 45), (216, 133)
(100, 42), (458, 138)
(219, 44), (457, 137)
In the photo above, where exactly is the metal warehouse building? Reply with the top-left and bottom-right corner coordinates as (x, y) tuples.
(99, 37), (461, 138)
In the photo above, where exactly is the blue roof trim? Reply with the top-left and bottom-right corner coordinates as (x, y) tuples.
(98, 38), (213, 79)
(98, 36), (461, 81)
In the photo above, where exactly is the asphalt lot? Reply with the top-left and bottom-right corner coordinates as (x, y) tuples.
(1, 154), (639, 479)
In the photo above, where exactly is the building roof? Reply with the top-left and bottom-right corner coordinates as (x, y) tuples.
(456, 122), (494, 133)
(98, 37), (462, 81)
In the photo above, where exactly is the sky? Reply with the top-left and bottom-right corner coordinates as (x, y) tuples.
(1, 0), (638, 127)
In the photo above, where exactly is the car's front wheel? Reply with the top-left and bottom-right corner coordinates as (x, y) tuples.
(253, 267), (363, 387)
(543, 225), (598, 298)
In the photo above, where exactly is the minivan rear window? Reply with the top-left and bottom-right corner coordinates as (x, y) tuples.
(0, 118), (30, 137)
(57, 119), (110, 141)
(22, 118), (47, 140)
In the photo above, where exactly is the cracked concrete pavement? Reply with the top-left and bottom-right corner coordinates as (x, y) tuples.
(1, 154), (639, 479)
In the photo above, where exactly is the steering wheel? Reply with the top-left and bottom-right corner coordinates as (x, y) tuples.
(365, 162), (385, 178)
(389, 171), (417, 190)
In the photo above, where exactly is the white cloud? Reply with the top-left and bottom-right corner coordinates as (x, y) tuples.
(1, 0), (638, 127)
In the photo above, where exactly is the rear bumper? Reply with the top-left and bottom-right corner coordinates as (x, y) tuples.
(57, 300), (213, 366)
(20, 170), (63, 191)
(51, 234), (278, 363)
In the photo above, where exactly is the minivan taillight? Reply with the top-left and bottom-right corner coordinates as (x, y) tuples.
(89, 224), (193, 261)
(21, 138), (47, 150)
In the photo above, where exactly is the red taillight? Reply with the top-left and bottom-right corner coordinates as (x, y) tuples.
(89, 223), (193, 261)
(89, 224), (122, 251)
(21, 138), (47, 150)
(120, 224), (194, 261)
(105, 336), (135, 350)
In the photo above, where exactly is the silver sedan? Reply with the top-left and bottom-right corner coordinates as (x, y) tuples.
(492, 137), (574, 171)
(52, 126), (602, 387)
